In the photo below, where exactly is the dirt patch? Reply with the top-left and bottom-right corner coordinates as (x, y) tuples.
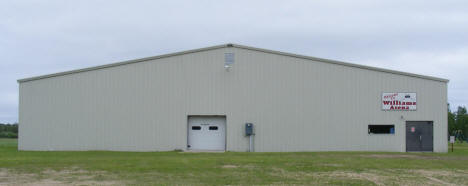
(268, 168), (468, 185)
(331, 169), (468, 185)
(269, 168), (387, 185)
(328, 171), (385, 186)
(221, 164), (257, 170)
(0, 168), (121, 186)
(222, 165), (238, 169)
(362, 154), (428, 159)
(361, 154), (468, 160)
(319, 163), (343, 167)
(413, 170), (461, 186)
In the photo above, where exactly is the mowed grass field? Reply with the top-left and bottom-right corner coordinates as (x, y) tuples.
(1, 139), (468, 185)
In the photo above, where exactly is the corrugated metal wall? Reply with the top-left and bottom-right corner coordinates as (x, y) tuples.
(18, 47), (448, 152)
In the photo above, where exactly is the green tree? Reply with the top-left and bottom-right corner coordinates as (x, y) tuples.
(0, 123), (18, 138)
(449, 106), (468, 142)
(456, 106), (468, 141)
(448, 104), (456, 135)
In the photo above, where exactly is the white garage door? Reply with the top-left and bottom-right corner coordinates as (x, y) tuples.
(188, 116), (226, 151)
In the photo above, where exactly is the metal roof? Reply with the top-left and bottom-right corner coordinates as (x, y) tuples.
(17, 43), (449, 83)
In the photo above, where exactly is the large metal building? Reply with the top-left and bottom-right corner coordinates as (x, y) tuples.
(18, 44), (448, 152)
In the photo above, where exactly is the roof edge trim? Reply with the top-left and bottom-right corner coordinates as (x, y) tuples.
(232, 44), (449, 83)
(17, 44), (228, 83)
(18, 43), (449, 83)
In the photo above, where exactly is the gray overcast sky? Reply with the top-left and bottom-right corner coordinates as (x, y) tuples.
(1, 1), (467, 123)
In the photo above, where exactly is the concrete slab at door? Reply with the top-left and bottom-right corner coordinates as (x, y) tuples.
(406, 121), (433, 152)
(188, 116), (226, 151)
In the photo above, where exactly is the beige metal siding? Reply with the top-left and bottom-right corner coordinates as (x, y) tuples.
(19, 47), (448, 152)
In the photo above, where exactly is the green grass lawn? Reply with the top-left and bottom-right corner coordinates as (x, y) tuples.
(1, 139), (468, 185)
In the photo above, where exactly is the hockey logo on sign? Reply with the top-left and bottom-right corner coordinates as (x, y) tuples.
(382, 93), (417, 111)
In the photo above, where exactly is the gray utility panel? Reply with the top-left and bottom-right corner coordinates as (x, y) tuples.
(406, 121), (433, 152)
(245, 123), (253, 136)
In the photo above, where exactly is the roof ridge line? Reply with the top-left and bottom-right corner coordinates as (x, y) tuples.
(231, 44), (449, 83)
(18, 43), (449, 83)
(17, 44), (230, 83)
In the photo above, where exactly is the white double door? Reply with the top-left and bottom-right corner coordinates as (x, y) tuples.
(188, 116), (226, 151)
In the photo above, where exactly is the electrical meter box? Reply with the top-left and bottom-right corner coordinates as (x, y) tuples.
(245, 123), (254, 136)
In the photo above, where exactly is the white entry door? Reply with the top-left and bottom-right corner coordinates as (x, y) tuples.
(188, 116), (226, 151)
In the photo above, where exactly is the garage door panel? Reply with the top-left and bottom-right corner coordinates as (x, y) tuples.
(188, 116), (226, 151)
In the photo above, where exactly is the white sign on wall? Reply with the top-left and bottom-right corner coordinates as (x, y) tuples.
(382, 93), (417, 111)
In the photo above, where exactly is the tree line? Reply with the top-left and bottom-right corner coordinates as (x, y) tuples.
(0, 123), (18, 138)
(449, 105), (468, 142)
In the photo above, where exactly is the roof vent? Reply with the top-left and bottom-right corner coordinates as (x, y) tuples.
(224, 53), (234, 71)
